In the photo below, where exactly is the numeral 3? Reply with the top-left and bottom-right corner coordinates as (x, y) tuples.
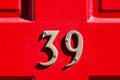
(39, 30), (59, 66)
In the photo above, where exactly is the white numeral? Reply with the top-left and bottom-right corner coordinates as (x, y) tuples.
(65, 30), (83, 67)
(39, 30), (59, 66)
(39, 30), (83, 67)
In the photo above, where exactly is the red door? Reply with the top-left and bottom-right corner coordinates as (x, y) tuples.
(0, 0), (120, 80)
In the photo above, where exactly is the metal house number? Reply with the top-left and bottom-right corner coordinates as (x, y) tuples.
(39, 30), (83, 67)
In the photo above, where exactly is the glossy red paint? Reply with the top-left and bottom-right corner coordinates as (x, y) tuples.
(0, 0), (19, 9)
(88, 0), (120, 22)
(102, 0), (120, 10)
(0, 0), (20, 17)
(0, 0), (120, 80)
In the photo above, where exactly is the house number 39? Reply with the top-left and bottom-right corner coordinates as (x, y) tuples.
(39, 30), (83, 67)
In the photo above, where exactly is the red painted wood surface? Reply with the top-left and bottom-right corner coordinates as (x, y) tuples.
(102, 0), (120, 10)
(0, 0), (19, 9)
(0, 0), (20, 17)
(0, 0), (120, 80)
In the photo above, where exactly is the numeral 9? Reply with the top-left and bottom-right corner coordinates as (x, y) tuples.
(39, 30), (83, 67)
(65, 30), (83, 67)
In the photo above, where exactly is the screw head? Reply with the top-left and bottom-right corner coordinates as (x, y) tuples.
(43, 32), (47, 35)
(74, 57), (78, 61)
(65, 39), (69, 42)
(53, 55), (57, 58)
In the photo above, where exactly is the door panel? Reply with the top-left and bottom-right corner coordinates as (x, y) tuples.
(0, 0), (119, 80)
